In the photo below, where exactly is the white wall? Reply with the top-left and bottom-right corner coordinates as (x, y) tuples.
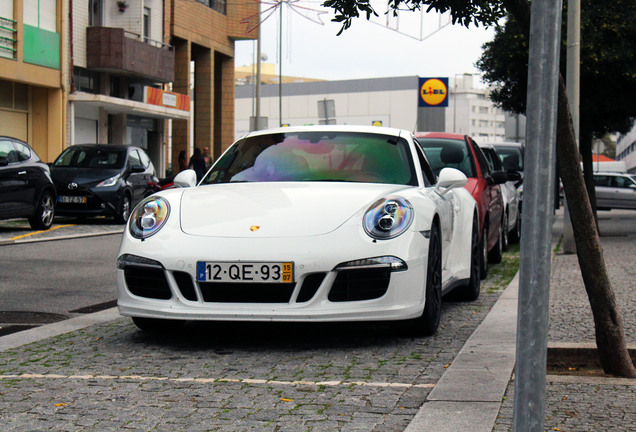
(235, 88), (417, 139)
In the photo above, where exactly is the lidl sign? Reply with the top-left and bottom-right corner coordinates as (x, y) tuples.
(419, 77), (449, 107)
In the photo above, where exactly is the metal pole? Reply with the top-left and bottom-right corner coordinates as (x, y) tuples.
(279, 1), (283, 127)
(562, 0), (580, 253)
(255, 23), (262, 130)
(513, 0), (563, 430)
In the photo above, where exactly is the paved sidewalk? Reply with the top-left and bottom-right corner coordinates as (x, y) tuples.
(492, 209), (636, 431)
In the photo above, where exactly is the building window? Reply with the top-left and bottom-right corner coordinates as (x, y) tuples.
(89, 0), (101, 26)
(74, 68), (100, 94)
(0, 79), (28, 111)
(143, 7), (150, 43)
(195, 0), (226, 15)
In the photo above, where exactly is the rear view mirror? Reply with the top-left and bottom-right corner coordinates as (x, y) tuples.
(173, 169), (197, 188)
(507, 171), (522, 182)
(488, 171), (509, 185)
(436, 167), (467, 195)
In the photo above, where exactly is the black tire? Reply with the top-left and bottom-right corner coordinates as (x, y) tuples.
(115, 194), (131, 224)
(488, 217), (504, 264)
(132, 317), (185, 332)
(28, 190), (55, 230)
(510, 207), (522, 243)
(407, 224), (442, 336)
(480, 223), (489, 280)
(501, 211), (509, 252)
(456, 214), (481, 301)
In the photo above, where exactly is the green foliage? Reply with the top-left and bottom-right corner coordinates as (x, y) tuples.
(477, 0), (636, 137)
(322, 0), (507, 35)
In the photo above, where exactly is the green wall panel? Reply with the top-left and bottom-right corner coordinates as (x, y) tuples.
(23, 24), (60, 69)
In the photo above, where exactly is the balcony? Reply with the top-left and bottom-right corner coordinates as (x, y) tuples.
(86, 27), (174, 83)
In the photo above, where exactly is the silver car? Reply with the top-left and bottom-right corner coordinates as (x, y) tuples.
(593, 172), (636, 210)
(479, 144), (522, 248)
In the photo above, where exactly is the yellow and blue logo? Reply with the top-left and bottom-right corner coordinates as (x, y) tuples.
(419, 77), (449, 107)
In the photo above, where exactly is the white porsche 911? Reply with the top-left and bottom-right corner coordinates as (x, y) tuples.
(117, 126), (480, 335)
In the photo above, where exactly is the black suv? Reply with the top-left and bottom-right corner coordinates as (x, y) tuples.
(51, 144), (159, 223)
(0, 136), (57, 230)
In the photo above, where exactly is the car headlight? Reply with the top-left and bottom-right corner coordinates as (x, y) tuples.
(96, 174), (120, 187)
(363, 197), (414, 240)
(129, 197), (170, 239)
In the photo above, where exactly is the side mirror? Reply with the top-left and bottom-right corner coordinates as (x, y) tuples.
(435, 167), (467, 195)
(488, 171), (509, 185)
(0, 157), (8, 167)
(131, 164), (146, 173)
(506, 170), (522, 182)
(173, 169), (197, 188)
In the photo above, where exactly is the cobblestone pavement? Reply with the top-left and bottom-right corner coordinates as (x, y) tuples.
(493, 209), (636, 431)
(0, 254), (513, 431)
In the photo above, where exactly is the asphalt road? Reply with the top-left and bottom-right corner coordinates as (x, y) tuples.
(0, 233), (122, 333)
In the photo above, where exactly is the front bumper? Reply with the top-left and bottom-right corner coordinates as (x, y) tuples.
(116, 225), (429, 323)
(55, 186), (123, 217)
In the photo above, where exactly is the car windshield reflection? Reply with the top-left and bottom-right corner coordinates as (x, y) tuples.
(201, 131), (417, 186)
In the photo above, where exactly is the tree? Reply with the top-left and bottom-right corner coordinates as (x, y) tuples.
(322, 0), (636, 377)
(477, 0), (636, 220)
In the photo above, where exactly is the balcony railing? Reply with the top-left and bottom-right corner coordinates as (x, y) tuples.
(86, 27), (174, 83)
(0, 16), (17, 59)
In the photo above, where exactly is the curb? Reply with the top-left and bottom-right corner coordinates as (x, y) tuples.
(405, 273), (519, 432)
(0, 308), (121, 352)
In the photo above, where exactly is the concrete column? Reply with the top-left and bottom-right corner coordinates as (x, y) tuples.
(194, 46), (214, 159)
(215, 52), (235, 157)
(171, 38), (191, 174)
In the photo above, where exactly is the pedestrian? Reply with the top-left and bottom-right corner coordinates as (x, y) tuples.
(178, 150), (187, 172)
(188, 147), (206, 182)
(202, 146), (211, 169)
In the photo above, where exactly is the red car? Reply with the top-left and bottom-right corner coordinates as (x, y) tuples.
(416, 132), (507, 278)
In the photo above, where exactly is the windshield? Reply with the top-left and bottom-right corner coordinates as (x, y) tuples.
(418, 138), (476, 178)
(53, 147), (126, 169)
(495, 146), (524, 171)
(201, 131), (417, 186)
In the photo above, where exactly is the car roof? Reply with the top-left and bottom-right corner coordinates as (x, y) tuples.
(241, 125), (408, 140)
(414, 131), (467, 140)
(481, 141), (523, 148)
(67, 144), (137, 151)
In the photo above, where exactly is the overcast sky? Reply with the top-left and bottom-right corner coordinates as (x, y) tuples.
(234, 0), (497, 82)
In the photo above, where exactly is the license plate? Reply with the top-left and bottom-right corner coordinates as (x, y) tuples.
(197, 262), (294, 283)
(58, 195), (87, 204)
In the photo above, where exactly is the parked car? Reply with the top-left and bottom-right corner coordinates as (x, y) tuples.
(486, 141), (524, 182)
(416, 132), (506, 278)
(0, 136), (56, 230)
(117, 125), (480, 335)
(479, 144), (522, 247)
(51, 144), (159, 223)
(593, 172), (636, 210)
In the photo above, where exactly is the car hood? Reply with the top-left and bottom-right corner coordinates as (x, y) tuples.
(179, 182), (408, 238)
(51, 167), (122, 185)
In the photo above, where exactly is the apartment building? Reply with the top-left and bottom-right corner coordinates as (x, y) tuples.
(0, 0), (64, 161)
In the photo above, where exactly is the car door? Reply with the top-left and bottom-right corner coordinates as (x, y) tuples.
(470, 139), (503, 248)
(413, 140), (454, 266)
(0, 139), (29, 217)
(593, 175), (613, 208)
(126, 149), (145, 205)
(611, 175), (636, 209)
(12, 140), (40, 210)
